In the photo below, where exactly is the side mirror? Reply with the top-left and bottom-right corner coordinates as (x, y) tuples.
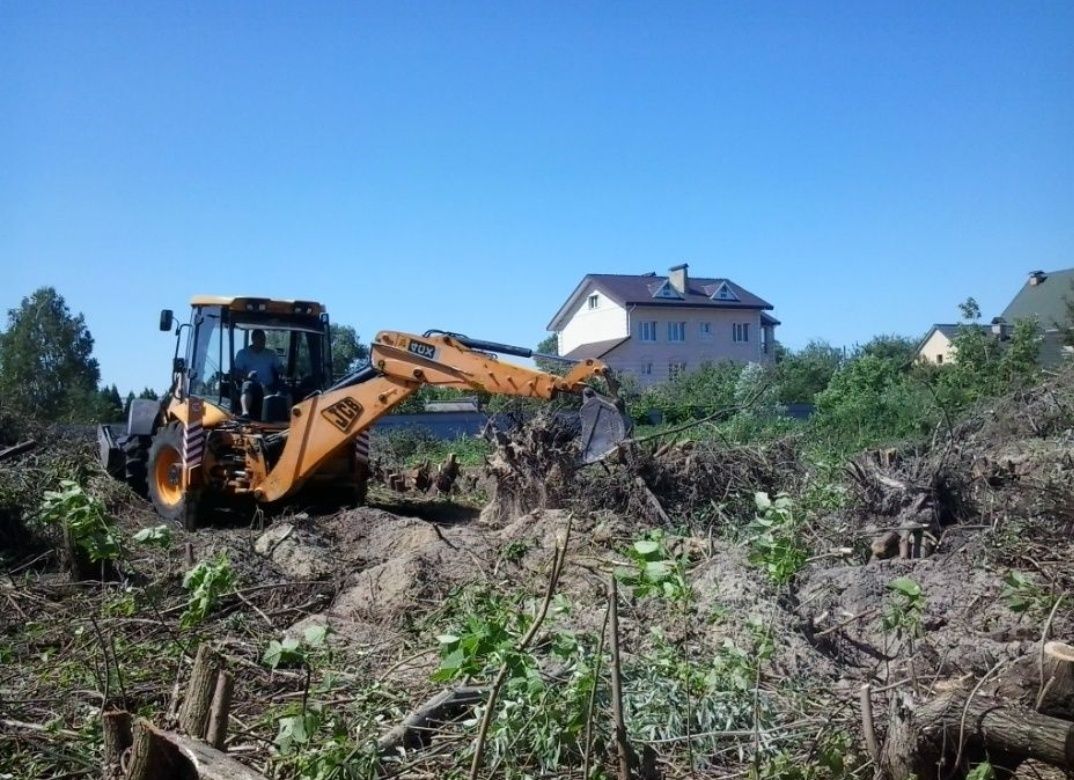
(159, 309), (175, 332)
(173, 357), (186, 374)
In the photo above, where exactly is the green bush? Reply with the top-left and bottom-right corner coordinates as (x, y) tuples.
(630, 361), (743, 424)
(812, 355), (937, 450)
(36, 479), (122, 565)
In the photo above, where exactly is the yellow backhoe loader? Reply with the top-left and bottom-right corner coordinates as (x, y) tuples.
(99, 296), (629, 529)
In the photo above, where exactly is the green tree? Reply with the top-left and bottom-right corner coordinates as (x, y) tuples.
(775, 340), (843, 404)
(0, 287), (101, 421)
(138, 387), (159, 400)
(855, 334), (918, 365)
(95, 384), (124, 422)
(1061, 281), (1074, 348)
(938, 299), (1040, 408)
(534, 334), (564, 375)
(329, 324), (369, 379)
(814, 355), (935, 448)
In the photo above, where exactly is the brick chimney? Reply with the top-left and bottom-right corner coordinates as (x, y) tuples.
(668, 263), (688, 295)
(1029, 270), (1046, 286)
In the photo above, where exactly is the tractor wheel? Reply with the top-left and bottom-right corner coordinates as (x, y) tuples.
(147, 423), (205, 531)
(121, 434), (150, 496)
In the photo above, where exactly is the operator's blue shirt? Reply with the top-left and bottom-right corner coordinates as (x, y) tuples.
(234, 347), (282, 385)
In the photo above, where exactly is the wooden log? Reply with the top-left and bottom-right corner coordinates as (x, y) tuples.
(101, 709), (132, 778)
(178, 644), (223, 740)
(881, 688), (1074, 779)
(0, 440), (35, 463)
(376, 684), (485, 753)
(205, 671), (234, 751)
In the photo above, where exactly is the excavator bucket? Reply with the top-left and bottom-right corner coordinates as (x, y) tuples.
(578, 390), (631, 464)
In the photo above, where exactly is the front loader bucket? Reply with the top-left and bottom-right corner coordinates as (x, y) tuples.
(578, 390), (631, 464)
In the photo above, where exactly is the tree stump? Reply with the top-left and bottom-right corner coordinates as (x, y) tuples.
(178, 644), (223, 740)
(435, 452), (459, 494)
(101, 708), (132, 778)
(205, 670), (234, 750)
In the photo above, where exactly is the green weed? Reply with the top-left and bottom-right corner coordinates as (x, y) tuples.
(36, 479), (122, 565)
(180, 553), (233, 628)
(746, 493), (808, 584)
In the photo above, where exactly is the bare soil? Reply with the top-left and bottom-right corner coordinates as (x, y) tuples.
(1, 374), (1072, 778)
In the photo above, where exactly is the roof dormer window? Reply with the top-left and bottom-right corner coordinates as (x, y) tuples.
(711, 282), (739, 302)
(651, 279), (683, 300)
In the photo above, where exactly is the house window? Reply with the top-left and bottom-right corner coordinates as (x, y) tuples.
(762, 328), (770, 354)
(699, 322), (713, 341)
(668, 361), (687, 378)
(668, 322), (686, 342)
(639, 321), (657, 342)
(733, 323), (750, 343)
(587, 294), (599, 310)
(641, 361), (653, 376)
(936, 354), (943, 364)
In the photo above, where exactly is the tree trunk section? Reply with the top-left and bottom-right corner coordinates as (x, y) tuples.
(881, 689), (1074, 779)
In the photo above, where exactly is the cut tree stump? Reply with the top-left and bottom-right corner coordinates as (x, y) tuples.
(178, 644), (224, 740)
(412, 460), (432, 492)
(988, 641), (1074, 717)
(127, 718), (268, 780)
(435, 452), (460, 494)
(205, 670), (234, 750)
(101, 708), (132, 778)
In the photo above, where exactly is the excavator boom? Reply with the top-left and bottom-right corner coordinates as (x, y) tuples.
(254, 330), (628, 502)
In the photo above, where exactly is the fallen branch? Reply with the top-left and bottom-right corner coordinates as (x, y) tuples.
(377, 685), (485, 754)
(0, 440), (35, 462)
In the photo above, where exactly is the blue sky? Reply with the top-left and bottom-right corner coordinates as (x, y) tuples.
(2, 2), (1072, 393)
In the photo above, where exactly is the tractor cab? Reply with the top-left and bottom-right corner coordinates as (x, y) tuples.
(163, 296), (333, 422)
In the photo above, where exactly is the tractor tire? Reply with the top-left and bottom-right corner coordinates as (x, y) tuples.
(120, 434), (150, 496)
(147, 423), (205, 531)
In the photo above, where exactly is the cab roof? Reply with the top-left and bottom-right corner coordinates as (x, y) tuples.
(189, 296), (325, 316)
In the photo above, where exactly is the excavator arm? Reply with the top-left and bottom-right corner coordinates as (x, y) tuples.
(254, 330), (628, 502)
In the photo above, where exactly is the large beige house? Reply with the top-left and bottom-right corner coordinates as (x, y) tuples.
(546, 264), (778, 387)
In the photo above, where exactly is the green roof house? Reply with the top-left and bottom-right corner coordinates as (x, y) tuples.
(997, 269), (1074, 367)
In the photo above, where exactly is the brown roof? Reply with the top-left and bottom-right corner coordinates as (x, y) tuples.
(589, 273), (772, 309)
(548, 272), (774, 329)
(562, 337), (629, 360)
